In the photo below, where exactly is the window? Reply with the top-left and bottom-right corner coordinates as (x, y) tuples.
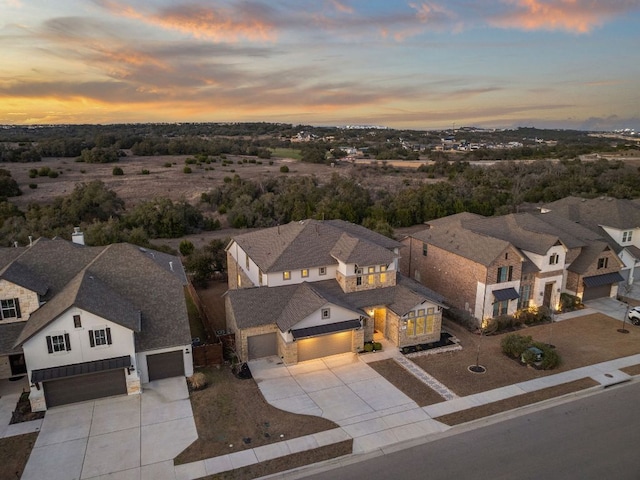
(368, 266), (375, 274)
(549, 253), (559, 265)
(283, 271), (291, 280)
(493, 300), (509, 317)
(89, 328), (112, 347)
(319, 267), (327, 276)
(259, 272), (263, 286)
(301, 268), (309, 278)
(505, 253), (509, 260)
(0, 298), (20, 320)
(597, 257), (609, 269)
(73, 315), (82, 328)
(245, 254), (250, 270)
(380, 265), (387, 283)
(518, 285), (531, 309)
(321, 308), (330, 319)
(415, 309), (426, 335)
(497, 266), (513, 283)
(426, 308), (435, 334)
(368, 274), (374, 285)
(623, 230), (633, 243)
(46, 333), (71, 353)
(422, 243), (428, 256)
(356, 276), (362, 286)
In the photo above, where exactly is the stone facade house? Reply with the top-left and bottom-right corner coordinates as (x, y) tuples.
(401, 210), (624, 326)
(541, 196), (640, 286)
(225, 219), (446, 364)
(0, 234), (193, 411)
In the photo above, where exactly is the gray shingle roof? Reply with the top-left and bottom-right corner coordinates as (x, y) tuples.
(231, 219), (400, 273)
(330, 233), (397, 266)
(567, 242), (622, 274)
(0, 322), (25, 355)
(226, 274), (447, 332)
(463, 214), (562, 256)
(542, 196), (640, 230)
(412, 224), (513, 267)
(8, 240), (189, 352)
(0, 261), (48, 296)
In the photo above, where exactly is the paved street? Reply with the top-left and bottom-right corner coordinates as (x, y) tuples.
(300, 380), (640, 480)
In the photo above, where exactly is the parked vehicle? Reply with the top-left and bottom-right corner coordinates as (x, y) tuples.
(627, 306), (640, 325)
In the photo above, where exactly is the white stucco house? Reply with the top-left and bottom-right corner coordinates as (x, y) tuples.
(0, 234), (193, 411)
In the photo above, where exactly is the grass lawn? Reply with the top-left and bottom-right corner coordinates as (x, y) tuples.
(175, 366), (351, 468)
(410, 314), (640, 397)
(270, 148), (302, 160)
(434, 378), (599, 426)
(0, 432), (37, 480)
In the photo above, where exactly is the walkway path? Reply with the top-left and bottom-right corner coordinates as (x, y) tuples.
(174, 352), (640, 480)
(394, 356), (458, 400)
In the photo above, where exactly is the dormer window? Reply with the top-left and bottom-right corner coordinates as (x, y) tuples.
(549, 253), (559, 265)
(301, 269), (309, 278)
(597, 257), (609, 269)
(623, 231), (633, 243)
(321, 308), (330, 319)
(283, 271), (291, 280)
(319, 267), (327, 276)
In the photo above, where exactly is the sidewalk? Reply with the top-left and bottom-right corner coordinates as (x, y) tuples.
(173, 350), (640, 480)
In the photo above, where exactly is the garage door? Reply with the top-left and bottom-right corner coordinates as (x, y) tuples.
(44, 369), (127, 408)
(297, 331), (353, 362)
(248, 333), (277, 360)
(147, 350), (185, 381)
(582, 283), (612, 302)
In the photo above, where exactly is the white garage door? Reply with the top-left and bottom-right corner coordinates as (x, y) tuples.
(297, 331), (353, 362)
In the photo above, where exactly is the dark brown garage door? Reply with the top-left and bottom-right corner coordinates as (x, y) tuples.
(44, 369), (127, 408)
(147, 350), (185, 381)
(248, 333), (277, 359)
(297, 331), (352, 362)
(582, 283), (612, 302)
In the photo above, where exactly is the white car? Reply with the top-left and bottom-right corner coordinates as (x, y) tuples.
(627, 306), (640, 325)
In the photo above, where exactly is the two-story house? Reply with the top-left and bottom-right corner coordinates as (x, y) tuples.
(541, 196), (640, 286)
(401, 210), (624, 326)
(225, 219), (447, 364)
(400, 213), (525, 323)
(0, 234), (193, 411)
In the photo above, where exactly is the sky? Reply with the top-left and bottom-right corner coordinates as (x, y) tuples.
(1, 0), (639, 131)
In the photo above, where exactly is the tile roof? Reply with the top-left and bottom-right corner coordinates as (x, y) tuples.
(7, 239), (189, 352)
(231, 219), (401, 273)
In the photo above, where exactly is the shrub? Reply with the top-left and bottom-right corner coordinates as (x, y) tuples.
(112, 166), (124, 176)
(29, 183), (37, 189)
(38, 166), (51, 176)
(140, 169), (150, 175)
(48, 171), (59, 178)
(533, 342), (561, 370)
(187, 372), (208, 391)
(559, 293), (582, 312)
(179, 240), (195, 256)
(280, 165), (289, 173)
(164, 162), (172, 168)
(183, 166), (192, 174)
(373, 342), (382, 351)
(501, 333), (532, 359)
(185, 158), (197, 165)
(28, 169), (37, 178)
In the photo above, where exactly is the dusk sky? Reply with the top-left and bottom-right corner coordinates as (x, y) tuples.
(1, 0), (639, 130)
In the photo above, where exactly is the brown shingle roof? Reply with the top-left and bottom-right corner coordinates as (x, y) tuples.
(542, 196), (640, 230)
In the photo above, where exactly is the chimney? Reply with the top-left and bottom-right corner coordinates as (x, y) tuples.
(72, 227), (85, 245)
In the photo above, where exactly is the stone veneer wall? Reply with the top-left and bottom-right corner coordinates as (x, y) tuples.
(0, 280), (41, 319)
(336, 270), (395, 294)
(226, 254), (254, 290)
(395, 311), (442, 347)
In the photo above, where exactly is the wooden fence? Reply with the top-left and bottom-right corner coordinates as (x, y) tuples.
(192, 343), (223, 367)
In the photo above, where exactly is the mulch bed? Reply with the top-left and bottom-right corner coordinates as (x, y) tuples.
(0, 432), (38, 480)
(434, 378), (599, 426)
(10, 392), (45, 425)
(620, 364), (640, 376)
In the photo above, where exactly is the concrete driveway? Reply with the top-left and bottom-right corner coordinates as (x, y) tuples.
(249, 353), (449, 453)
(584, 297), (632, 321)
(21, 377), (197, 480)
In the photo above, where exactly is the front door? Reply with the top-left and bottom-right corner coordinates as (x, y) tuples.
(543, 283), (554, 308)
(374, 308), (386, 337)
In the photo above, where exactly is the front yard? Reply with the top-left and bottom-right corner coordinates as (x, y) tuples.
(175, 366), (352, 478)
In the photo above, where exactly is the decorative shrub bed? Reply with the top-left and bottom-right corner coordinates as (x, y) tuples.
(400, 332), (455, 355)
(500, 333), (561, 370)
